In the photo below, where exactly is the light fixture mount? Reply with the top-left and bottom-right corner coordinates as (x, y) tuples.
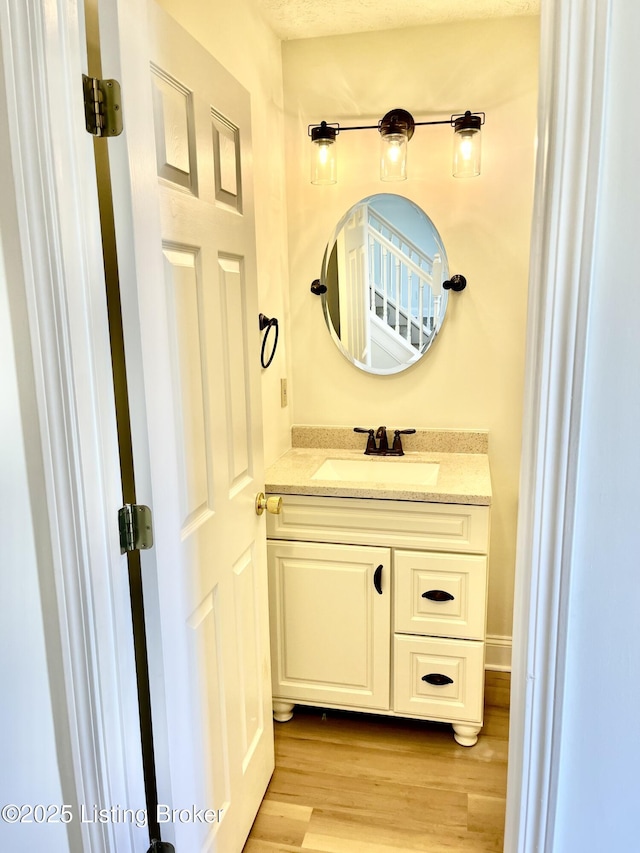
(453, 111), (483, 134)
(378, 108), (415, 141)
(310, 120), (338, 143)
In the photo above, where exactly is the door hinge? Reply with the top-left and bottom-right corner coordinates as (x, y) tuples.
(118, 504), (153, 553)
(82, 74), (123, 137)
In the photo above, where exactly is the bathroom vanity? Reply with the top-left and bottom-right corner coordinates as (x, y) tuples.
(264, 427), (491, 746)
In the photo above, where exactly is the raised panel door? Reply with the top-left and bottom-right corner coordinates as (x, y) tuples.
(268, 541), (391, 710)
(99, 2), (273, 849)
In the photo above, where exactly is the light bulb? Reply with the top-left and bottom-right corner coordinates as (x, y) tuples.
(380, 132), (408, 181)
(452, 113), (482, 178)
(311, 122), (337, 185)
(459, 134), (474, 161)
(318, 141), (331, 165)
(388, 142), (401, 163)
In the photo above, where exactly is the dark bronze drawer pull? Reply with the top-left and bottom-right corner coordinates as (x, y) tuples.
(373, 564), (383, 595)
(422, 673), (453, 686)
(422, 589), (454, 602)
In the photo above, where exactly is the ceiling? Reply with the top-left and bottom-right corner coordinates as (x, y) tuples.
(256, 0), (540, 41)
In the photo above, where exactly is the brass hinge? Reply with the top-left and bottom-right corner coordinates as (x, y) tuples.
(82, 74), (123, 137)
(118, 504), (153, 553)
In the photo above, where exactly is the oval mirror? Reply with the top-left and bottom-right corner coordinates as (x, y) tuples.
(320, 194), (449, 375)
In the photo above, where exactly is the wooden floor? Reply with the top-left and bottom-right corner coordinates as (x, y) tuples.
(244, 672), (510, 853)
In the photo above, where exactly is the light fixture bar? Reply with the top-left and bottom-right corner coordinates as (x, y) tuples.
(307, 112), (485, 137)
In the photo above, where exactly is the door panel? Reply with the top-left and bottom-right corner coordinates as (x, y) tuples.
(188, 588), (232, 811)
(232, 547), (265, 767)
(212, 111), (242, 210)
(162, 245), (213, 530)
(219, 254), (252, 490)
(151, 65), (196, 190)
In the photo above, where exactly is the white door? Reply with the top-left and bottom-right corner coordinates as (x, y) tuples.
(98, 1), (273, 849)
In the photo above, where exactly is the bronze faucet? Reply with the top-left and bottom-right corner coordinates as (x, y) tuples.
(353, 427), (416, 456)
(375, 426), (389, 452)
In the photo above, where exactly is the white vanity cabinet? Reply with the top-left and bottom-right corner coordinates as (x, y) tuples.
(266, 493), (490, 746)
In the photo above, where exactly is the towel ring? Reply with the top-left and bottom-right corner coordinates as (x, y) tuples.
(259, 313), (279, 369)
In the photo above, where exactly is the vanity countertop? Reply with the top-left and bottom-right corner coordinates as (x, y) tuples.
(265, 446), (492, 506)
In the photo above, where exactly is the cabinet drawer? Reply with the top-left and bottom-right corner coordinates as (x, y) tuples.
(267, 494), (490, 554)
(393, 635), (484, 723)
(394, 550), (487, 639)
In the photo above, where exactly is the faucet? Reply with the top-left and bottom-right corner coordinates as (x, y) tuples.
(354, 427), (416, 456)
(375, 426), (389, 453)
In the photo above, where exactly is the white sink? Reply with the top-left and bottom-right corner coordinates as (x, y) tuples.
(311, 457), (440, 486)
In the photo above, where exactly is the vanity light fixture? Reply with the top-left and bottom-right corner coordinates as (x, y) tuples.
(452, 111), (483, 178)
(309, 109), (485, 184)
(310, 121), (338, 185)
(379, 108), (414, 181)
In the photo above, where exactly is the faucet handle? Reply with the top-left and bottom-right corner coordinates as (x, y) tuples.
(392, 428), (416, 455)
(354, 427), (376, 455)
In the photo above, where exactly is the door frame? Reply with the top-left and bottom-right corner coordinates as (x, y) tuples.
(504, 1), (609, 849)
(0, 1), (609, 852)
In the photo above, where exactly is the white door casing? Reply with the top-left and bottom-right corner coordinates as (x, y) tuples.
(98, 0), (274, 850)
(505, 0), (610, 850)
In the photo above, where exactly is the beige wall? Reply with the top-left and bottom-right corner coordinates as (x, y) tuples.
(142, 5), (538, 645)
(156, 0), (293, 465)
(283, 16), (539, 641)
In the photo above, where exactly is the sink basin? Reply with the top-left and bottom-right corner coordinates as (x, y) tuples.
(311, 457), (440, 486)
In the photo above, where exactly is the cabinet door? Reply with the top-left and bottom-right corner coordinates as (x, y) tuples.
(268, 541), (391, 710)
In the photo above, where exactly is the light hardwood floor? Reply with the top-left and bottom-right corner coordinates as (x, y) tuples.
(244, 672), (510, 853)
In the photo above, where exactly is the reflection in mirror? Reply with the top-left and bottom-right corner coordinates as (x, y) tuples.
(321, 194), (449, 374)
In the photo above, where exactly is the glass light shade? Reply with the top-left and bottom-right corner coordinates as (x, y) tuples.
(453, 127), (481, 178)
(311, 139), (337, 185)
(380, 132), (408, 181)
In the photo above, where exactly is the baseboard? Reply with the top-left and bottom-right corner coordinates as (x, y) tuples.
(485, 634), (512, 671)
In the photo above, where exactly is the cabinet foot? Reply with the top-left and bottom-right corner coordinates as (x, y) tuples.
(273, 701), (295, 723)
(452, 724), (480, 747)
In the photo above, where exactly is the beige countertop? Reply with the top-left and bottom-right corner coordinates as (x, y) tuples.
(265, 446), (492, 506)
